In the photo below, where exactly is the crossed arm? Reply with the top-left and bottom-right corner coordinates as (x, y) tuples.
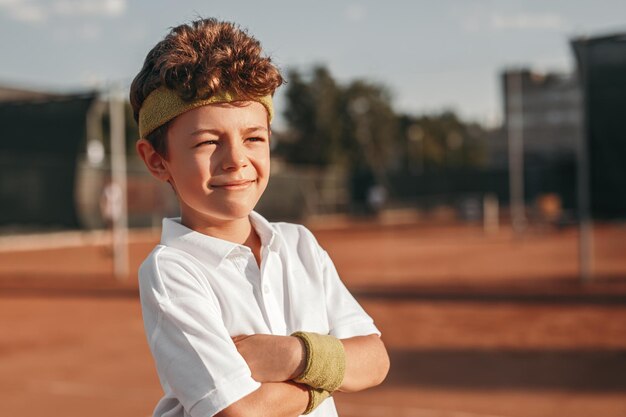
(215, 333), (390, 417)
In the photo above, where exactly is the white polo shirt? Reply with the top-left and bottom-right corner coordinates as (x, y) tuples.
(138, 211), (381, 417)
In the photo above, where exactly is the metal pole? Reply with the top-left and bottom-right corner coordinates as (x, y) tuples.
(109, 85), (129, 280)
(483, 193), (499, 235)
(507, 69), (527, 235)
(576, 42), (594, 283)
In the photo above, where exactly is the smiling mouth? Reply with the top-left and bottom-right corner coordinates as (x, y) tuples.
(210, 180), (255, 190)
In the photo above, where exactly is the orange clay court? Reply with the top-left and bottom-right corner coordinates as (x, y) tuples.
(0, 220), (625, 417)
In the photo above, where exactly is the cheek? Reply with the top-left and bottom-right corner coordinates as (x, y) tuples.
(254, 147), (271, 173)
(169, 158), (212, 188)
(187, 152), (214, 172)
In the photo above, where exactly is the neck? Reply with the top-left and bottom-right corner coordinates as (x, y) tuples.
(180, 211), (262, 265)
(182, 212), (251, 244)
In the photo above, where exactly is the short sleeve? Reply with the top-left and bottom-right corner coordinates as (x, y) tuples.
(138, 248), (260, 417)
(319, 249), (381, 339)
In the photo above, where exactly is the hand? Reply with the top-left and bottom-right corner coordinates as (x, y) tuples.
(232, 334), (306, 383)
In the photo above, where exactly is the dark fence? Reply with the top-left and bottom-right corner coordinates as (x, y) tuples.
(0, 94), (95, 228)
(386, 160), (577, 212)
(573, 34), (626, 219)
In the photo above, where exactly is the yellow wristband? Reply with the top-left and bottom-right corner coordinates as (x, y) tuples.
(291, 331), (346, 392)
(303, 387), (331, 415)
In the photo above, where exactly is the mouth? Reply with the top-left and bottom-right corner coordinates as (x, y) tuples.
(210, 179), (255, 190)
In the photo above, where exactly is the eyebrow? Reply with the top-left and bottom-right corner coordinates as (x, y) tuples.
(190, 128), (222, 137)
(190, 126), (268, 136)
(242, 126), (269, 134)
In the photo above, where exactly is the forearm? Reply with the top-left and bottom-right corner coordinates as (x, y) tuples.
(232, 334), (305, 382)
(216, 381), (309, 417)
(338, 334), (390, 392)
(233, 332), (390, 393)
(277, 333), (389, 392)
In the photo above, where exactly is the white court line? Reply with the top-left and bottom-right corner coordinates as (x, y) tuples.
(338, 402), (512, 417)
(0, 228), (159, 252)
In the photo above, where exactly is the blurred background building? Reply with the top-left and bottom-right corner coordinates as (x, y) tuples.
(502, 69), (582, 160)
(499, 68), (581, 216)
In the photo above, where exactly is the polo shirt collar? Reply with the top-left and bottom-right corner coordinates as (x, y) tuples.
(250, 211), (281, 253)
(160, 211), (280, 266)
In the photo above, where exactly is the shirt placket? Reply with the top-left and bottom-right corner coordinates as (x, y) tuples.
(256, 247), (287, 335)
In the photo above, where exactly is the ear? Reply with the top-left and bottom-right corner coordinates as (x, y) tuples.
(136, 139), (170, 182)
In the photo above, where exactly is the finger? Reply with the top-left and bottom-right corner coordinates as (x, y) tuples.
(232, 334), (250, 343)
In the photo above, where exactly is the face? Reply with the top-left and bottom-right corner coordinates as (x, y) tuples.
(150, 101), (270, 230)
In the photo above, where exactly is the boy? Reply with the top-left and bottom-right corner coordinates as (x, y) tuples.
(131, 18), (389, 417)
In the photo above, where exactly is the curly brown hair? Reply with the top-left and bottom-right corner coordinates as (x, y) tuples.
(129, 18), (284, 156)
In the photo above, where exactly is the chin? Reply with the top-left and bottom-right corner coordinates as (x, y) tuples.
(214, 202), (257, 221)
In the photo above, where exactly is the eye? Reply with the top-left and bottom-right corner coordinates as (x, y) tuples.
(194, 139), (219, 147)
(246, 136), (265, 143)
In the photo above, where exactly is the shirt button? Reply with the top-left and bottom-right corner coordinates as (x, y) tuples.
(263, 285), (270, 294)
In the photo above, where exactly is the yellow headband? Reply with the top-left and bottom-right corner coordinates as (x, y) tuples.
(138, 87), (273, 139)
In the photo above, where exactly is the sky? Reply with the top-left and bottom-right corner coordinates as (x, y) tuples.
(0, 0), (625, 128)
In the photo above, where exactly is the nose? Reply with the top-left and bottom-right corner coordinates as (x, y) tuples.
(221, 140), (248, 171)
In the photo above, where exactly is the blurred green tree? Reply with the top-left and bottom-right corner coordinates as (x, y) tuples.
(397, 111), (487, 174)
(282, 66), (343, 165)
(281, 66), (397, 176)
(280, 64), (487, 176)
(342, 80), (397, 175)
